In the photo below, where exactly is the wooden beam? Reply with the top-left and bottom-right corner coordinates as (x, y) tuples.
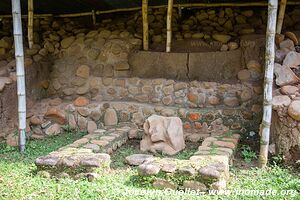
(142, 0), (149, 51)
(259, 0), (278, 168)
(28, 0), (34, 49)
(166, 0), (173, 52)
(11, 0), (27, 153)
(276, 0), (287, 34)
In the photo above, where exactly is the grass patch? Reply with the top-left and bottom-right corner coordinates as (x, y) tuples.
(0, 133), (299, 199)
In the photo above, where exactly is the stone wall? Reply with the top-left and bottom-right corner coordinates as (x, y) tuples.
(270, 31), (300, 163)
(0, 57), (51, 143)
(26, 96), (260, 144)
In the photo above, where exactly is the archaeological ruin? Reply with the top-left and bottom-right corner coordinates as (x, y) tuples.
(0, 0), (300, 193)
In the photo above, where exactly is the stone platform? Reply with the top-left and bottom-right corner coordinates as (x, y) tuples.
(35, 125), (130, 179)
(125, 133), (240, 191)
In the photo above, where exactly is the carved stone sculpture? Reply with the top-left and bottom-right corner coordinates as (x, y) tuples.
(141, 115), (185, 155)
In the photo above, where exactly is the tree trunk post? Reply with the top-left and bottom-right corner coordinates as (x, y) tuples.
(28, 0), (34, 49)
(142, 0), (149, 51)
(12, 0), (27, 153)
(166, 0), (173, 52)
(259, 0), (278, 168)
(276, 0), (287, 34)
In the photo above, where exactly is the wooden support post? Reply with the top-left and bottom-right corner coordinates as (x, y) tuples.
(276, 0), (287, 34)
(259, 0), (278, 168)
(28, 0), (33, 49)
(166, 0), (173, 52)
(142, 0), (149, 51)
(178, 5), (182, 18)
(92, 10), (96, 25)
(12, 0), (27, 153)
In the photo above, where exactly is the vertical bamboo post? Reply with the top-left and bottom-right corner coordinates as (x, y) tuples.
(28, 0), (33, 48)
(178, 5), (182, 18)
(92, 10), (96, 25)
(12, 0), (27, 153)
(166, 0), (173, 52)
(276, 0), (287, 34)
(259, 0), (278, 168)
(142, 0), (149, 50)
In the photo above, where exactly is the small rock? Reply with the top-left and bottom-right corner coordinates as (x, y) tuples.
(280, 85), (299, 95)
(285, 32), (299, 45)
(178, 166), (196, 176)
(274, 63), (300, 86)
(212, 34), (231, 43)
(30, 116), (43, 125)
(247, 60), (261, 73)
(288, 100), (300, 121)
(199, 166), (220, 180)
(183, 180), (207, 192)
(104, 108), (118, 126)
(279, 39), (295, 51)
(224, 97), (239, 107)
(161, 163), (177, 173)
(76, 65), (90, 79)
(153, 179), (177, 190)
(283, 51), (300, 68)
(45, 123), (61, 136)
(237, 69), (251, 81)
(137, 163), (160, 176)
(87, 121), (97, 134)
(275, 48), (290, 63)
(220, 44), (228, 51)
(44, 108), (66, 125)
(125, 154), (154, 166)
(73, 96), (89, 107)
(272, 95), (291, 109)
(61, 36), (75, 48)
(227, 42), (239, 50)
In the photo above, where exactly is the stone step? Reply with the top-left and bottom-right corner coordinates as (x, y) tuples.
(35, 125), (131, 179)
(126, 132), (240, 192)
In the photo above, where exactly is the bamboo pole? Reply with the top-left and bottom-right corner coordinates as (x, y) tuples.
(142, 0), (149, 51)
(28, 0), (34, 49)
(276, 0), (287, 34)
(259, 0), (278, 168)
(92, 10), (96, 25)
(11, 0), (27, 153)
(178, 5), (182, 18)
(166, 0), (173, 52)
(1, 1), (300, 19)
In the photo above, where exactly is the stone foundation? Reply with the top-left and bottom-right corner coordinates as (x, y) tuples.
(125, 133), (240, 191)
(26, 97), (260, 143)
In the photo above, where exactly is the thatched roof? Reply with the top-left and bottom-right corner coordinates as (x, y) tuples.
(0, 0), (268, 15)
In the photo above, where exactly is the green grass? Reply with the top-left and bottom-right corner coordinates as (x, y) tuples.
(0, 133), (299, 200)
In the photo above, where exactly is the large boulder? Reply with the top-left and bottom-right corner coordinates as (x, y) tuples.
(141, 115), (185, 155)
(274, 63), (299, 86)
